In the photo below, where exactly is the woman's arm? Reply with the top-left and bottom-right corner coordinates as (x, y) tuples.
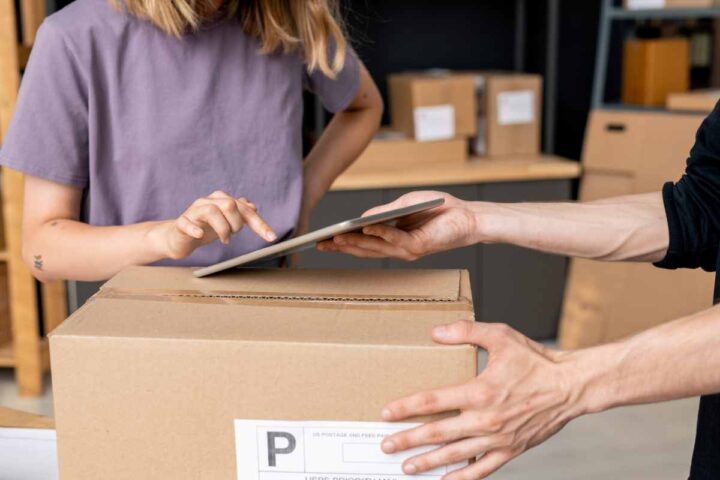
(320, 190), (669, 263)
(22, 175), (276, 282)
(377, 308), (720, 479)
(300, 63), (383, 223)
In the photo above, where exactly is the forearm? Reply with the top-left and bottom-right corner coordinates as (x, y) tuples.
(24, 219), (168, 282)
(473, 192), (669, 262)
(572, 305), (720, 415)
(303, 106), (380, 208)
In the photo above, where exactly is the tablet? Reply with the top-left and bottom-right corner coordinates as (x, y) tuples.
(192, 198), (445, 277)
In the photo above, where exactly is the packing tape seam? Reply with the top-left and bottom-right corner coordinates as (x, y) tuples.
(111, 293), (457, 303)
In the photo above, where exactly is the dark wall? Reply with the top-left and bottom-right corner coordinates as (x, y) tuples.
(344, 0), (601, 161)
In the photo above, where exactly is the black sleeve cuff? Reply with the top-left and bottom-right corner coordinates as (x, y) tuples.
(654, 181), (717, 271)
(654, 182), (683, 270)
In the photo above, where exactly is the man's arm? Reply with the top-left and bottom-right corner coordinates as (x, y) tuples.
(378, 307), (720, 479)
(319, 190), (669, 263)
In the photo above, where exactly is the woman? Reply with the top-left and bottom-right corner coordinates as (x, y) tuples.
(0, 0), (382, 281)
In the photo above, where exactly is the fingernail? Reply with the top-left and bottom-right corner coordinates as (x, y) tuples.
(381, 440), (396, 453)
(404, 463), (417, 474)
(381, 408), (393, 420)
(267, 232), (277, 242)
(433, 325), (448, 338)
(193, 227), (203, 237)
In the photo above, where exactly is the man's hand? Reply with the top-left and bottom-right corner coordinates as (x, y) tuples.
(381, 321), (585, 479)
(317, 191), (477, 261)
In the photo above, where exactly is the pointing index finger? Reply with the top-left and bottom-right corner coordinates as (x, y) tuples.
(236, 200), (277, 242)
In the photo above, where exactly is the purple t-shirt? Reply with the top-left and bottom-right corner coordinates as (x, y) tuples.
(0, 0), (359, 266)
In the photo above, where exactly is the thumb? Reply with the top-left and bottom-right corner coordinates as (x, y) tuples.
(432, 320), (500, 350)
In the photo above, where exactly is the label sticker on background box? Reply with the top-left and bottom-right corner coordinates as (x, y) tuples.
(414, 105), (455, 142)
(235, 419), (467, 480)
(497, 90), (535, 126)
(625, 0), (665, 9)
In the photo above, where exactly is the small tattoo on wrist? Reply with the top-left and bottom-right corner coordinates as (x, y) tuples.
(33, 255), (43, 270)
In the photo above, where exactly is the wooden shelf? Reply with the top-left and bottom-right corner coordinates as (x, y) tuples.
(331, 154), (582, 191)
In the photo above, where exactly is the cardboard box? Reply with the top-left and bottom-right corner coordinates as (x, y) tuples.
(389, 72), (478, 141)
(667, 89), (720, 112)
(388, 71), (542, 156)
(346, 130), (468, 173)
(472, 73), (543, 157)
(559, 110), (715, 349)
(625, 0), (719, 8)
(622, 38), (689, 107)
(50, 267), (477, 479)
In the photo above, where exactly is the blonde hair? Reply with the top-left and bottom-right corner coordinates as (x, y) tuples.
(112, 0), (347, 78)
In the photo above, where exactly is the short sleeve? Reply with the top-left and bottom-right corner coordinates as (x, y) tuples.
(0, 20), (89, 188)
(303, 42), (360, 113)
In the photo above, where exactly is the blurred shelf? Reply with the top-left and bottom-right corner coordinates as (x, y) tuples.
(0, 407), (54, 429)
(18, 44), (31, 69)
(0, 341), (14, 367)
(332, 154), (581, 191)
(610, 6), (720, 19)
(599, 102), (713, 114)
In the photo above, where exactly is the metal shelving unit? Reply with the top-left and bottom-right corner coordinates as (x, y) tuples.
(592, 0), (720, 109)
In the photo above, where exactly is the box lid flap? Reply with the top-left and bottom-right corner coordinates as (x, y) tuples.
(102, 267), (463, 302)
(52, 297), (473, 346)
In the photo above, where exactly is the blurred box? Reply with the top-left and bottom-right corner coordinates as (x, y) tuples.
(347, 130), (467, 173)
(622, 38), (689, 106)
(472, 73), (543, 157)
(388, 72), (477, 141)
(625, 0), (719, 8)
(667, 89), (720, 112)
(559, 109), (714, 349)
(389, 71), (542, 157)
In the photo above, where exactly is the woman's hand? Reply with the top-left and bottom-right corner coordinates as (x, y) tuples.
(151, 191), (277, 260)
(380, 320), (586, 479)
(317, 191), (478, 261)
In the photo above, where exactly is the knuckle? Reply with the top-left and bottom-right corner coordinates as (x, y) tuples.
(217, 198), (236, 213)
(417, 392), (438, 411)
(491, 323), (513, 339)
(483, 416), (504, 434)
(211, 190), (227, 197)
(425, 424), (444, 443)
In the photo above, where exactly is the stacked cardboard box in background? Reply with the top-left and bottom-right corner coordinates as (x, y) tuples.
(351, 71), (543, 171)
(50, 267), (477, 479)
(622, 38), (689, 107)
(559, 110), (715, 349)
(667, 89), (720, 112)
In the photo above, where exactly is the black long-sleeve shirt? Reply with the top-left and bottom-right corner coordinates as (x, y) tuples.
(655, 104), (720, 479)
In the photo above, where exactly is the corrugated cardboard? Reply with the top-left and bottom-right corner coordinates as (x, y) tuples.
(476, 73), (543, 157)
(622, 38), (689, 107)
(389, 72), (478, 140)
(667, 89), (720, 112)
(559, 110), (715, 349)
(347, 130), (468, 173)
(50, 267), (477, 479)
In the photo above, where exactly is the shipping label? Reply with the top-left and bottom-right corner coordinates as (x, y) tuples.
(413, 105), (456, 142)
(234, 420), (466, 480)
